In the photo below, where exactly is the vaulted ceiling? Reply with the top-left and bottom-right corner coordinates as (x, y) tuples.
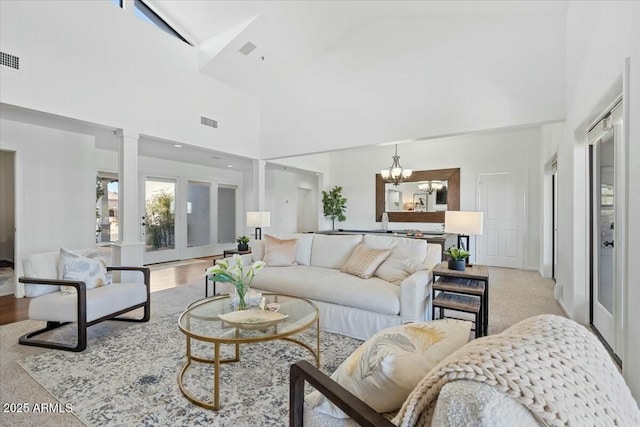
(153, 0), (568, 99)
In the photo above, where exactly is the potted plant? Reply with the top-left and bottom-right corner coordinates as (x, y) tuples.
(445, 246), (470, 271)
(322, 185), (347, 230)
(237, 235), (250, 252)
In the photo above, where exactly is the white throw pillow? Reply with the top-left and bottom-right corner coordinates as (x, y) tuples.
(341, 243), (391, 279)
(263, 235), (298, 266)
(58, 248), (109, 295)
(309, 319), (472, 418)
(375, 246), (418, 285)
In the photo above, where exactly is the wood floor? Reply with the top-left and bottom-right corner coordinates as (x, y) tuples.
(0, 256), (219, 326)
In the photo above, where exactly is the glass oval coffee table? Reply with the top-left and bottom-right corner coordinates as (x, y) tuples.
(178, 293), (320, 410)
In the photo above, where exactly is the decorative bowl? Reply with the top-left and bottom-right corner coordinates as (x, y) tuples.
(218, 309), (288, 330)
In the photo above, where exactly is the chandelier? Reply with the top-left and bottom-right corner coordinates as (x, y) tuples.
(418, 180), (443, 194)
(380, 144), (412, 186)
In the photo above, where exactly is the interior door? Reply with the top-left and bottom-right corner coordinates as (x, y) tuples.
(476, 171), (524, 268)
(142, 177), (179, 264)
(589, 101), (622, 355)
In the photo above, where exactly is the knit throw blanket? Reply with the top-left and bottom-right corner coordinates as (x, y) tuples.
(392, 314), (640, 427)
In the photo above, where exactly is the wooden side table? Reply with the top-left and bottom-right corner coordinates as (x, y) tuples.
(432, 263), (490, 337)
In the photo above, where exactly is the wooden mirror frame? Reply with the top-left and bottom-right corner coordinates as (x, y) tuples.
(376, 168), (460, 223)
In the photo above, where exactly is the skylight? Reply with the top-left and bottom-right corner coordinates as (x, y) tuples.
(133, 0), (191, 46)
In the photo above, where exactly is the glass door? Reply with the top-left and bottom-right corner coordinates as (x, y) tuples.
(182, 180), (214, 258)
(217, 185), (237, 244)
(142, 177), (178, 264)
(589, 100), (622, 357)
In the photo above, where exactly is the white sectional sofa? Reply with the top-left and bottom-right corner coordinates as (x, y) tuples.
(229, 233), (441, 340)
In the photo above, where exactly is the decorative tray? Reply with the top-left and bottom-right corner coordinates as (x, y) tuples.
(218, 309), (288, 330)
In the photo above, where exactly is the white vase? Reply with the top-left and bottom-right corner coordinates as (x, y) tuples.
(381, 212), (389, 231)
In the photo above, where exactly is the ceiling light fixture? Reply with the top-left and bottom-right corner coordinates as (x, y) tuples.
(227, 164), (233, 168)
(173, 144), (183, 148)
(380, 144), (412, 186)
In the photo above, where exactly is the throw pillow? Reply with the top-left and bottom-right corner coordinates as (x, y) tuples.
(263, 235), (297, 266)
(309, 319), (472, 418)
(340, 243), (391, 279)
(374, 246), (418, 285)
(58, 248), (109, 295)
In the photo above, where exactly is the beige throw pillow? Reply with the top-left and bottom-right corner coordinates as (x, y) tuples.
(263, 235), (297, 266)
(340, 243), (391, 279)
(58, 248), (109, 295)
(375, 246), (418, 285)
(309, 319), (472, 418)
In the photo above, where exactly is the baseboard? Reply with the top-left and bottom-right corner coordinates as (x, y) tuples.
(558, 300), (571, 319)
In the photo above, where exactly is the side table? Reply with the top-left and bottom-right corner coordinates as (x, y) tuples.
(432, 263), (490, 337)
(222, 249), (252, 258)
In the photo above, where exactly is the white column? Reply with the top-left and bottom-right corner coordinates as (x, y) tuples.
(257, 159), (267, 210)
(112, 130), (144, 279)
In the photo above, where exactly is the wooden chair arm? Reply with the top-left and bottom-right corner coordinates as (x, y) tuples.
(19, 276), (86, 290)
(289, 360), (395, 427)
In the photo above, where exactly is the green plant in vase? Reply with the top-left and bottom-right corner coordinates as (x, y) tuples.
(322, 185), (347, 230)
(236, 235), (250, 251)
(444, 246), (470, 271)
(206, 255), (265, 309)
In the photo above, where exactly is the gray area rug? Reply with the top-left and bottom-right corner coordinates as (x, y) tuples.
(16, 312), (360, 426)
(1, 267), (564, 426)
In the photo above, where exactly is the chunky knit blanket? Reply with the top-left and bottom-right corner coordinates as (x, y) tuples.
(392, 314), (640, 427)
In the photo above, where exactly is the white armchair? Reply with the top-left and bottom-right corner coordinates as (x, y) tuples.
(19, 248), (150, 352)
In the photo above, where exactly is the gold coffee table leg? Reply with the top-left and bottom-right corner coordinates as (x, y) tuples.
(178, 339), (241, 410)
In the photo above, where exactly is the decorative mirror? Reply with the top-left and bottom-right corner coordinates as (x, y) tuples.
(376, 168), (460, 223)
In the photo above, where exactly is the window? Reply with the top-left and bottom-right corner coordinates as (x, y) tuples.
(133, 0), (191, 46)
(109, 0), (122, 7)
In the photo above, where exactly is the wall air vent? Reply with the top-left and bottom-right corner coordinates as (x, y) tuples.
(201, 116), (218, 129)
(239, 41), (257, 56)
(1, 51), (20, 70)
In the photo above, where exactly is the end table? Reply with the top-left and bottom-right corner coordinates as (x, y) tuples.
(432, 262), (490, 337)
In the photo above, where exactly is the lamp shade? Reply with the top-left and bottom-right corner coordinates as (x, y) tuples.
(445, 211), (484, 235)
(246, 211), (271, 227)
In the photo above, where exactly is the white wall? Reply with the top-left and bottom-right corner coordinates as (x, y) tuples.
(260, 7), (566, 159)
(0, 119), (96, 296)
(0, 0), (260, 159)
(326, 127), (542, 269)
(265, 168), (320, 234)
(563, 1), (640, 399)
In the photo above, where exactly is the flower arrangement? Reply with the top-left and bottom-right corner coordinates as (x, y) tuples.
(206, 255), (265, 309)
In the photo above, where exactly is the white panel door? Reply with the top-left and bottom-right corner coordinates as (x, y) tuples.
(477, 172), (524, 268)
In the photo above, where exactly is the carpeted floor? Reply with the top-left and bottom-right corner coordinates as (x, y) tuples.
(0, 267), (565, 426)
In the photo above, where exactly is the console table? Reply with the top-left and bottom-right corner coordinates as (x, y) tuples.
(316, 230), (457, 257)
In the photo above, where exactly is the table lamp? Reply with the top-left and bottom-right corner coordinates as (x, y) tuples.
(444, 211), (484, 263)
(246, 211), (271, 240)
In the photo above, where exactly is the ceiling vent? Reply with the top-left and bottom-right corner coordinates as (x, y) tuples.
(201, 116), (218, 129)
(239, 41), (257, 56)
(1, 51), (20, 70)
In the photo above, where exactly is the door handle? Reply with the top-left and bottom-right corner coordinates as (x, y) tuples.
(603, 240), (614, 248)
